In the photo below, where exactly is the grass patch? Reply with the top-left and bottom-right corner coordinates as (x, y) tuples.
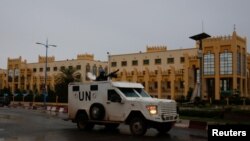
(179, 106), (250, 125)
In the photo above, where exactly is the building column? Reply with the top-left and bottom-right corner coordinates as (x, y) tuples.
(30, 76), (34, 92)
(37, 76), (41, 94)
(183, 53), (189, 97)
(244, 79), (247, 97)
(132, 69), (138, 82)
(215, 76), (220, 100)
(144, 68), (149, 92)
(121, 69), (127, 81)
(248, 77), (250, 98)
(12, 72), (15, 94)
(214, 50), (220, 100)
(233, 77), (238, 91)
(170, 66), (175, 99)
(157, 79), (162, 98)
(246, 78), (248, 98)
(157, 67), (162, 98)
(51, 75), (55, 90)
(17, 70), (21, 90)
(24, 69), (27, 90)
(232, 34), (238, 92)
(240, 78), (243, 97)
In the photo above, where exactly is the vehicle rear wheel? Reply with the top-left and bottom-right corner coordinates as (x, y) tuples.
(129, 117), (147, 136)
(89, 104), (105, 120)
(76, 113), (94, 130)
(156, 122), (173, 134)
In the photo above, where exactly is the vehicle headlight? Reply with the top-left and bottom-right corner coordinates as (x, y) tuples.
(146, 105), (158, 115)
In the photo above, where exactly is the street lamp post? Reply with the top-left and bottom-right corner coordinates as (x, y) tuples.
(107, 52), (110, 74)
(36, 39), (56, 107)
(190, 33), (210, 99)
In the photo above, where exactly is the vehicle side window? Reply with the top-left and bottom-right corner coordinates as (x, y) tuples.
(90, 85), (98, 91)
(119, 88), (139, 97)
(108, 89), (121, 102)
(72, 86), (79, 91)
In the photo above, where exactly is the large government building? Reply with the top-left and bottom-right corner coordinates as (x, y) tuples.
(109, 31), (249, 100)
(0, 31), (249, 100)
(0, 54), (107, 95)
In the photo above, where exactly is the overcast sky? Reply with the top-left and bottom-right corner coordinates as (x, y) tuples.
(0, 0), (249, 68)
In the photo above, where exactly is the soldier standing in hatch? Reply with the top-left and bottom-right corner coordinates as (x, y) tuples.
(96, 69), (108, 81)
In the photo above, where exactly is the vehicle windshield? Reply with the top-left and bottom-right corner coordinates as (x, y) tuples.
(134, 88), (151, 97)
(118, 88), (139, 97)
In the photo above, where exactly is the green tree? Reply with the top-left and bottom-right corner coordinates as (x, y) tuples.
(0, 87), (11, 96)
(55, 67), (81, 103)
(47, 86), (56, 102)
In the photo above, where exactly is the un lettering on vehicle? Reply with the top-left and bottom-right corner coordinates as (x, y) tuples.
(78, 91), (91, 101)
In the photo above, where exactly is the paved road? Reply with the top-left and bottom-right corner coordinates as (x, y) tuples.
(0, 107), (207, 141)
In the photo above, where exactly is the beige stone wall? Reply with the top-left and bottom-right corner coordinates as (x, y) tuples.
(0, 69), (7, 89)
(110, 47), (197, 99)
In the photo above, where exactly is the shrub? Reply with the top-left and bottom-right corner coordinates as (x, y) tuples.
(24, 94), (33, 102)
(14, 94), (23, 101)
(179, 109), (224, 119)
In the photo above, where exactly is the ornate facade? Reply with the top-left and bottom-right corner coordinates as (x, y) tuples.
(110, 32), (249, 100)
(0, 32), (249, 100)
(1, 54), (107, 94)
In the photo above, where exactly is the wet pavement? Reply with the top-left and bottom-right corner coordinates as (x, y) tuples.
(0, 107), (207, 141)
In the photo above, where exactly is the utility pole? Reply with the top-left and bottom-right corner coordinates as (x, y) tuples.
(36, 39), (56, 107)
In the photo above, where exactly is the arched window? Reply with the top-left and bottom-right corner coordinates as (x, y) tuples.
(93, 65), (97, 76)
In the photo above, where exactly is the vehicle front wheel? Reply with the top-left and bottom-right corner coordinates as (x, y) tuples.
(129, 117), (147, 136)
(76, 113), (94, 131)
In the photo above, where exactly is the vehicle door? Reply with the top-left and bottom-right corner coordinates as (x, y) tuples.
(105, 89), (126, 121)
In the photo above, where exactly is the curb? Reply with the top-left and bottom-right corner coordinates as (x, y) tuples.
(46, 106), (68, 113)
(9, 103), (68, 113)
(175, 119), (207, 130)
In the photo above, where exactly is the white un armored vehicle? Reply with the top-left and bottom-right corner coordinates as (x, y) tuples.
(68, 70), (179, 136)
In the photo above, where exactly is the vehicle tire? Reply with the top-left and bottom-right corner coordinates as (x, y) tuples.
(89, 104), (105, 120)
(156, 123), (173, 134)
(76, 112), (94, 131)
(129, 117), (147, 136)
(105, 123), (120, 130)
